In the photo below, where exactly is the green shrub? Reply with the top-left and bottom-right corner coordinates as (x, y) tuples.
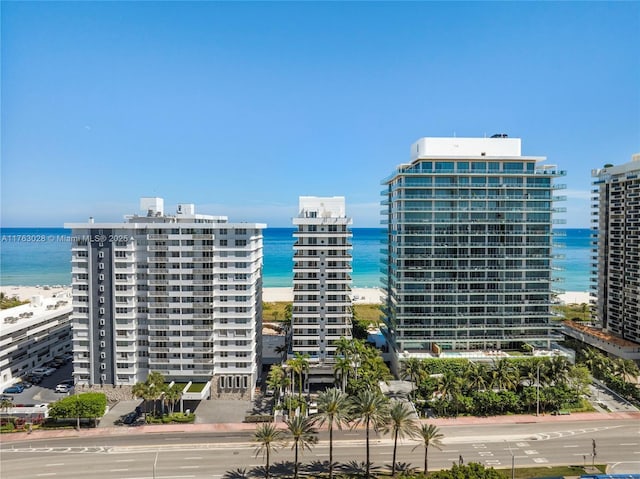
(170, 413), (195, 423)
(0, 423), (15, 433)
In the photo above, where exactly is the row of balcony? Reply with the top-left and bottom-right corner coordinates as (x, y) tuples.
(382, 218), (563, 225)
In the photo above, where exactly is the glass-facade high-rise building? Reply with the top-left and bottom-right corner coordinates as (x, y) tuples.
(381, 136), (565, 362)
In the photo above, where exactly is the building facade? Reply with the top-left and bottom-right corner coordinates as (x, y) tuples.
(0, 293), (72, 389)
(592, 154), (640, 345)
(381, 136), (565, 361)
(291, 197), (353, 366)
(65, 198), (265, 398)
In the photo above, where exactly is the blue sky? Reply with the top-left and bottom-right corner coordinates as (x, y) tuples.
(2, 1), (639, 228)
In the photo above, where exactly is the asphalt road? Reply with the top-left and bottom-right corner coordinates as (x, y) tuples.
(2, 419), (638, 478)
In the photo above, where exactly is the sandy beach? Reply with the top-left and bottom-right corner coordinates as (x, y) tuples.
(1, 285), (385, 304)
(0, 285), (71, 301)
(2, 284), (590, 307)
(263, 287), (384, 304)
(557, 291), (591, 305)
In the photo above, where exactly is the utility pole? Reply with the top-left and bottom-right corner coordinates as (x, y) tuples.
(592, 439), (597, 467)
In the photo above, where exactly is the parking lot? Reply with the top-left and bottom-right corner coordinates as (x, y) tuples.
(3, 361), (75, 406)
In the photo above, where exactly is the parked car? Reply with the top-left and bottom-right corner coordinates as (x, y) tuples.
(0, 394), (15, 402)
(59, 379), (74, 386)
(55, 384), (72, 393)
(31, 367), (56, 376)
(27, 374), (43, 384)
(3, 385), (24, 394)
(16, 381), (32, 388)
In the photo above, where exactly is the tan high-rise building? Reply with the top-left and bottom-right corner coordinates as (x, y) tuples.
(592, 154), (640, 345)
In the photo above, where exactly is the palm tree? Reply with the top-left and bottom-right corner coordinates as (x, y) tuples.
(164, 383), (183, 414)
(613, 358), (640, 382)
(274, 344), (288, 361)
(312, 388), (352, 479)
(0, 398), (13, 413)
(146, 371), (165, 416)
(132, 382), (152, 421)
(381, 400), (419, 477)
(287, 352), (310, 399)
(438, 370), (462, 400)
(350, 389), (390, 479)
(580, 302), (589, 320)
(285, 415), (318, 479)
(254, 423), (285, 479)
(583, 348), (606, 377)
(333, 356), (351, 392)
(464, 361), (489, 392)
(413, 423), (444, 475)
(491, 359), (519, 391)
(545, 356), (570, 386)
(334, 336), (355, 358)
(400, 358), (424, 399)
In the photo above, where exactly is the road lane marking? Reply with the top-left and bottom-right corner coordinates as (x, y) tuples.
(36, 474), (56, 477)
(524, 450), (539, 455)
(442, 450), (459, 452)
(533, 458), (549, 463)
(315, 453), (330, 457)
(563, 445), (579, 448)
(180, 465), (200, 469)
(116, 459), (135, 462)
(621, 443), (638, 446)
(45, 464), (64, 467)
(183, 457), (202, 460)
(110, 469), (130, 472)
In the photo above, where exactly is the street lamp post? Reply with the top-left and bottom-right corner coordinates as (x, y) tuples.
(506, 441), (515, 479)
(536, 363), (540, 417)
(76, 392), (80, 431)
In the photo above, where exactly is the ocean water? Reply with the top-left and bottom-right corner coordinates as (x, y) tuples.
(0, 227), (591, 291)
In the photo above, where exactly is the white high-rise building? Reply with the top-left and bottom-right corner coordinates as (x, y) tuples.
(291, 197), (353, 366)
(592, 154), (640, 345)
(382, 136), (565, 364)
(65, 198), (265, 398)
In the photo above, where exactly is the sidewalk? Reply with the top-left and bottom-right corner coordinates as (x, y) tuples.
(3, 410), (639, 443)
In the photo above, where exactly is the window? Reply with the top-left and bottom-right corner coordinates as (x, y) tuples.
(435, 162), (454, 171)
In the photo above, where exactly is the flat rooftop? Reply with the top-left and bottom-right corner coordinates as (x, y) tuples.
(1, 289), (72, 335)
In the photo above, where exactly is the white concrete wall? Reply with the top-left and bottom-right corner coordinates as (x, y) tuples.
(410, 137), (522, 160)
(298, 196), (346, 218)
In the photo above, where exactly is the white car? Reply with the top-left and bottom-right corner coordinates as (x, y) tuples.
(55, 384), (71, 393)
(32, 367), (56, 376)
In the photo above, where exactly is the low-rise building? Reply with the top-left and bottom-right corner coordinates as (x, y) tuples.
(0, 292), (72, 389)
